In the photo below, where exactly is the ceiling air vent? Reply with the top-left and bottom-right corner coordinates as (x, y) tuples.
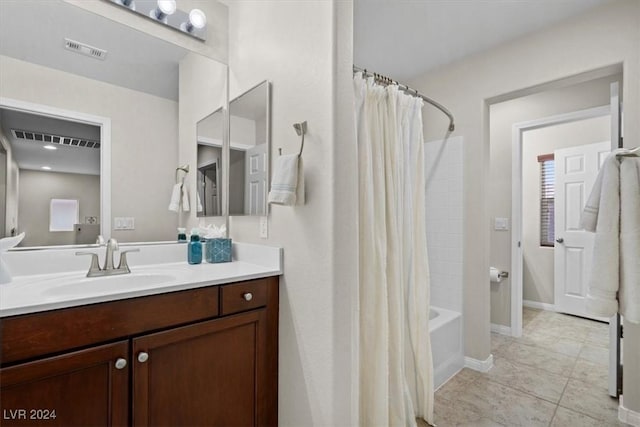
(11, 129), (100, 149)
(64, 38), (107, 61)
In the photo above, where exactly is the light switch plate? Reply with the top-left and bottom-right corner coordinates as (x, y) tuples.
(114, 217), (135, 230)
(494, 217), (509, 231)
(259, 216), (268, 239)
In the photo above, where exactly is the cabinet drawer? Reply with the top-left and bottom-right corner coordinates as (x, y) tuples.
(220, 279), (268, 315)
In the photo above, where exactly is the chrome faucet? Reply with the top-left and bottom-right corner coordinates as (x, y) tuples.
(76, 237), (140, 277)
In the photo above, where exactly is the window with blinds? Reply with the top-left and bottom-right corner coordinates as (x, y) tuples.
(538, 154), (555, 247)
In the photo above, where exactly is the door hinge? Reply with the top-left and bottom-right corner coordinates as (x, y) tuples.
(620, 324), (624, 339)
(518, 241), (521, 248)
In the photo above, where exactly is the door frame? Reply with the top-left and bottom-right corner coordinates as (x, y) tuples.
(510, 104), (613, 337)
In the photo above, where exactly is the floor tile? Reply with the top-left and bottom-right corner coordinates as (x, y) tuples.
(516, 329), (584, 357)
(485, 357), (568, 403)
(490, 332), (512, 352)
(571, 358), (609, 388)
(586, 327), (610, 348)
(551, 406), (620, 427)
(523, 308), (542, 328)
(497, 341), (576, 376)
(433, 395), (505, 427)
(559, 378), (620, 424)
(435, 368), (480, 401)
(452, 377), (557, 426)
(579, 344), (610, 366)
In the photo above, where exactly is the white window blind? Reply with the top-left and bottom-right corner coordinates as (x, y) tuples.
(538, 154), (555, 247)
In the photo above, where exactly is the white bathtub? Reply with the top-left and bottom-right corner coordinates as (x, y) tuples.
(429, 306), (464, 390)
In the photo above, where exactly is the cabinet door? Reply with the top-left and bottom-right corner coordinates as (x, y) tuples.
(0, 341), (129, 427)
(133, 310), (267, 427)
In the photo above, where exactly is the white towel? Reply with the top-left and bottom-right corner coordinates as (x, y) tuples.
(268, 154), (305, 206)
(181, 184), (190, 212)
(197, 191), (203, 213)
(168, 183), (182, 212)
(620, 157), (640, 323)
(581, 150), (622, 318)
(581, 149), (640, 323)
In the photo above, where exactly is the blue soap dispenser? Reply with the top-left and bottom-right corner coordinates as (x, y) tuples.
(188, 228), (202, 265)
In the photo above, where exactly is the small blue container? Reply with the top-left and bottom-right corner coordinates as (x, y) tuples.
(205, 238), (232, 263)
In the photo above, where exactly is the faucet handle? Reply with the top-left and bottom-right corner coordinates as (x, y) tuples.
(76, 251), (102, 276)
(107, 238), (119, 250)
(117, 249), (140, 272)
(96, 235), (105, 246)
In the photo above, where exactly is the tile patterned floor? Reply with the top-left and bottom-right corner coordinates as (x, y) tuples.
(430, 308), (630, 426)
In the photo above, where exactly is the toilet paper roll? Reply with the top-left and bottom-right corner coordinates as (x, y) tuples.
(490, 267), (502, 283)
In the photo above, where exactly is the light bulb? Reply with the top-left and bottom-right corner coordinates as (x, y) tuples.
(189, 9), (206, 29)
(157, 0), (176, 15)
(44, 145), (57, 150)
(41, 166), (52, 170)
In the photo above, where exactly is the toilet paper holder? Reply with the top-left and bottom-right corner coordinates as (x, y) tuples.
(499, 271), (509, 279)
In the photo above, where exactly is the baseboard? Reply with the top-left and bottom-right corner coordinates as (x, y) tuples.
(619, 397), (640, 426)
(490, 323), (512, 336)
(464, 354), (494, 373)
(523, 300), (556, 312)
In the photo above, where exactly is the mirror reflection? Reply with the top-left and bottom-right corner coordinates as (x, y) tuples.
(196, 109), (224, 217)
(0, 0), (227, 247)
(228, 81), (270, 216)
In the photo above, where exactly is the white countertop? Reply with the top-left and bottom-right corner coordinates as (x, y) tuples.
(0, 242), (283, 318)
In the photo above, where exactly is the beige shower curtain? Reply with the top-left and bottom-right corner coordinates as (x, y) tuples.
(354, 73), (433, 426)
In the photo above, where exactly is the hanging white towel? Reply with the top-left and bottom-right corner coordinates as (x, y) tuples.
(197, 191), (203, 213)
(168, 183), (182, 212)
(181, 184), (190, 212)
(581, 149), (640, 323)
(619, 156), (640, 323)
(268, 154), (304, 206)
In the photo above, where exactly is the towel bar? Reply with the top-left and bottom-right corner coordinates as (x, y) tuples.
(279, 121), (308, 157)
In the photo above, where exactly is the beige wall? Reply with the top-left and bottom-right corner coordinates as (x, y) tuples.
(409, 0), (640, 410)
(489, 76), (617, 326)
(0, 55), (179, 243)
(226, 0), (358, 424)
(18, 170), (100, 247)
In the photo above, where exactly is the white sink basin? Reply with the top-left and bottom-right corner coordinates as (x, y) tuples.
(42, 273), (177, 296)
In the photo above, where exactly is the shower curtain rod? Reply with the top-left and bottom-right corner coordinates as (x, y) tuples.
(353, 65), (455, 132)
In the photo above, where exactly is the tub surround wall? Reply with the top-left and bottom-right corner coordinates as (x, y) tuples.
(425, 136), (463, 313)
(409, 0), (640, 411)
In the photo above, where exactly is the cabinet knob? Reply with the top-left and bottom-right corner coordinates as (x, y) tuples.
(243, 292), (253, 301)
(115, 358), (127, 370)
(137, 352), (149, 363)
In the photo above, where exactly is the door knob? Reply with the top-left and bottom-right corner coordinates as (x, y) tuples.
(137, 352), (149, 363)
(114, 358), (127, 370)
(243, 292), (253, 301)
(556, 237), (564, 244)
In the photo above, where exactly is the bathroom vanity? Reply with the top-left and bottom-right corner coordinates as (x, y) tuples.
(0, 243), (282, 427)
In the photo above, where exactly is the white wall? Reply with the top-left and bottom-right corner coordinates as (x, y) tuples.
(226, 0), (357, 425)
(0, 55), (179, 243)
(18, 170), (100, 247)
(410, 0), (640, 411)
(489, 75), (617, 326)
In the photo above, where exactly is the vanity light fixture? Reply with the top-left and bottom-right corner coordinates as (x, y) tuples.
(150, 0), (176, 23)
(44, 145), (57, 150)
(108, 0), (206, 41)
(41, 166), (52, 170)
(181, 9), (207, 33)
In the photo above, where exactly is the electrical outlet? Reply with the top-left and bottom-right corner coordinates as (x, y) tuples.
(259, 216), (268, 239)
(494, 217), (509, 231)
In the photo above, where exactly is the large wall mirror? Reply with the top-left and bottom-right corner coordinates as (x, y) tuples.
(196, 80), (270, 217)
(0, 0), (227, 248)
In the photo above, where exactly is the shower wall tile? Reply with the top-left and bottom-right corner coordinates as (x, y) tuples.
(425, 136), (463, 313)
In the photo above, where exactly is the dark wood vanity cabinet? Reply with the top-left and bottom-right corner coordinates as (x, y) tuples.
(0, 277), (279, 427)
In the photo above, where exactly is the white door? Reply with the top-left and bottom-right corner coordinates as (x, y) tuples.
(554, 141), (611, 319)
(244, 144), (267, 215)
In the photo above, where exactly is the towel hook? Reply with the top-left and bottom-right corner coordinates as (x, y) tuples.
(293, 121), (307, 157)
